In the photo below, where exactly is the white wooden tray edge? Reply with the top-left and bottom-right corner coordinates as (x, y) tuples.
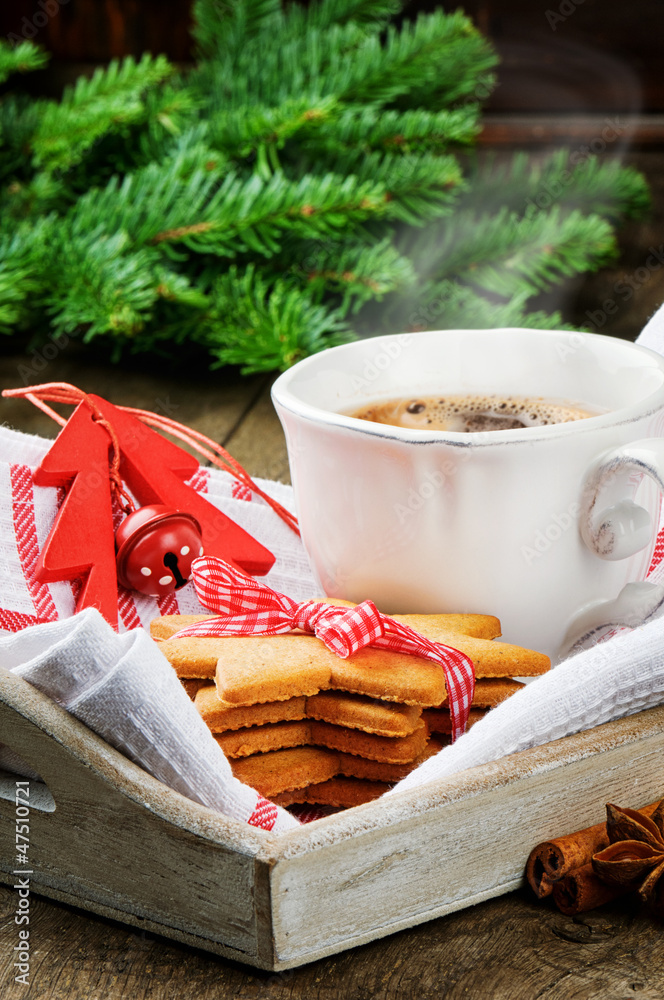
(1, 669), (664, 970)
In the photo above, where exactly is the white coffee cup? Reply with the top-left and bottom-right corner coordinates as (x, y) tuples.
(272, 329), (664, 659)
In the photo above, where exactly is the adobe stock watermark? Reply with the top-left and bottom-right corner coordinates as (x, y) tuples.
(7, 0), (71, 46)
(585, 245), (664, 332)
(556, 330), (587, 361)
(13, 781), (32, 987)
(545, 0), (585, 32)
(408, 289), (456, 332)
(18, 331), (70, 386)
(524, 117), (627, 220)
(349, 333), (412, 392)
(394, 451), (472, 524)
(522, 502), (580, 566)
(394, 468), (447, 524)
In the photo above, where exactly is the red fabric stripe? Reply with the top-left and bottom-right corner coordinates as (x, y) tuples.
(232, 479), (253, 502)
(0, 609), (40, 631)
(247, 795), (278, 830)
(289, 804), (333, 824)
(186, 467), (209, 494)
(157, 594), (180, 615)
(158, 592), (180, 616)
(117, 587), (142, 631)
(10, 463), (59, 624)
(111, 496), (142, 630)
(647, 526), (664, 576)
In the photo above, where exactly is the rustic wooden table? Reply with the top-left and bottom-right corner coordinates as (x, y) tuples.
(1, 346), (664, 1000)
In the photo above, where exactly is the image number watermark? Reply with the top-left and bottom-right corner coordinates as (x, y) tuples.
(13, 781), (31, 986)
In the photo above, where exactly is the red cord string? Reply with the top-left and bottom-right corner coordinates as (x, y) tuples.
(2, 382), (300, 535)
(82, 395), (137, 516)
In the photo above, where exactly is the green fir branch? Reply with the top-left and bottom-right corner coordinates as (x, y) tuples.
(304, 105), (480, 158)
(202, 264), (354, 372)
(47, 227), (162, 340)
(70, 163), (391, 259)
(327, 11), (497, 106)
(401, 280), (575, 333)
(0, 1), (649, 372)
(0, 40), (48, 86)
(194, 0), (400, 61)
(0, 95), (43, 184)
(462, 151), (651, 221)
(290, 235), (415, 312)
(66, 142), (228, 244)
(145, 124), (229, 180)
(285, 0), (402, 32)
(154, 266), (211, 309)
(191, 0), (283, 57)
(450, 208), (617, 297)
(399, 206), (616, 294)
(208, 97), (339, 164)
(0, 171), (68, 221)
(0, 220), (52, 333)
(138, 83), (199, 142)
(193, 21), (367, 110)
(555, 158), (650, 220)
(196, 9), (496, 112)
(343, 151), (463, 225)
(32, 54), (175, 172)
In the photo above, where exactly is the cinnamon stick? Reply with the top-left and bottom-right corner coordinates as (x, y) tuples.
(551, 862), (630, 916)
(526, 801), (660, 898)
(526, 821), (609, 897)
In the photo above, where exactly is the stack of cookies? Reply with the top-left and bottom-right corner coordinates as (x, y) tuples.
(151, 606), (550, 809)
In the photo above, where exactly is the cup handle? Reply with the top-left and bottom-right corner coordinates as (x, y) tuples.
(580, 438), (664, 561)
(561, 438), (664, 655)
(561, 580), (664, 657)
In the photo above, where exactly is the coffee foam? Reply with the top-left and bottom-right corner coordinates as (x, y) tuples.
(349, 395), (596, 433)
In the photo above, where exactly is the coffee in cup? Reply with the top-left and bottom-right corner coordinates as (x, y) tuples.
(348, 395), (597, 433)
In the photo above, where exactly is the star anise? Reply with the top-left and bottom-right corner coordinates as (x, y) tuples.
(592, 800), (664, 916)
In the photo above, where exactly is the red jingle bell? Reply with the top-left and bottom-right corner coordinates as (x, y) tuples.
(115, 504), (204, 597)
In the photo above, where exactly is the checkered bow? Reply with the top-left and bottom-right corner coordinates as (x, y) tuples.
(172, 556), (476, 740)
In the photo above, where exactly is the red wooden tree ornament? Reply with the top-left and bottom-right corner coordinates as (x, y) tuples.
(33, 394), (275, 628)
(33, 400), (119, 625)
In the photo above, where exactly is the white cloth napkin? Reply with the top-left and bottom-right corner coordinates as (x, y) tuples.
(0, 608), (299, 831)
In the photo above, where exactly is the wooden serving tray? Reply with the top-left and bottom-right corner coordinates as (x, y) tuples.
(1, 669), (663, 971)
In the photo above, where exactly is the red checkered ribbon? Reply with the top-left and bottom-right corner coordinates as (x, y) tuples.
(171, 557), (475, 741)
